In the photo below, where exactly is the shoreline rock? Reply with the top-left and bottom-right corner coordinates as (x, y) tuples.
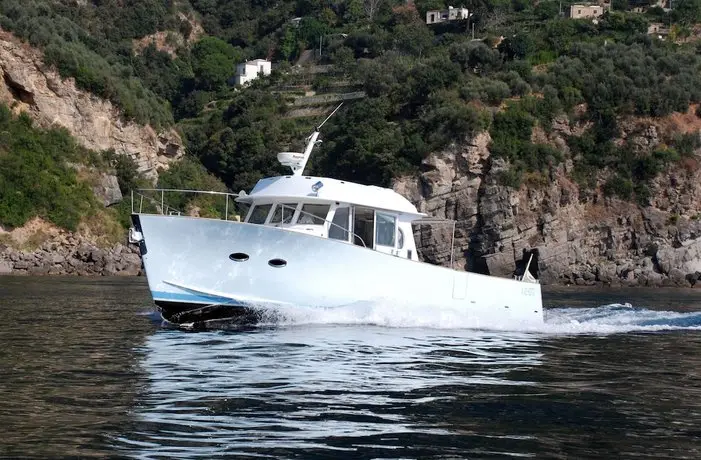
(0, 238), (142, 277)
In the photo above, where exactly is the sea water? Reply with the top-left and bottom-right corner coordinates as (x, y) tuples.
(2, 277), (701, 458)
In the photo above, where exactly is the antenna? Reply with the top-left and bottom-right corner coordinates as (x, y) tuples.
(277, 103), (343, 176)
(316, 102), (343, 131)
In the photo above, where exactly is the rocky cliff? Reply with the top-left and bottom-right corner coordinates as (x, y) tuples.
(0, 29), (183, 179)
(395, 112), (701, 287)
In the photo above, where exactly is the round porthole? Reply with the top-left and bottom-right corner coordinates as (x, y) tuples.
(229, 252), (249, 262)
(268, 258), (287, 268)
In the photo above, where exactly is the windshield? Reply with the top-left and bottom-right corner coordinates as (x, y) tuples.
(248, 204), (272, 224)
(270, 203), (298, 224)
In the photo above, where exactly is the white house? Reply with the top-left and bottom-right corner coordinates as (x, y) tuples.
(234, 59), (272, 86)
(426, 6), (469, 25)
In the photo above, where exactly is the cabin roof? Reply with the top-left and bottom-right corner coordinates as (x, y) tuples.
(237, 175), (425, 217)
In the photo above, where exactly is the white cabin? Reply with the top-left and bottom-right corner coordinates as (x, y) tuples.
(236, 175), (425, 261)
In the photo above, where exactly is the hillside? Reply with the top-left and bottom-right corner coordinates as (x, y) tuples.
(2, 0), (701, 284)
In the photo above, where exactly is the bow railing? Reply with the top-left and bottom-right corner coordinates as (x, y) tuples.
(131, 189), (243, 221)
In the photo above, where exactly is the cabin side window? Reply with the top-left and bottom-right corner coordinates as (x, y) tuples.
(270, 203), (298, 224)
(297, 204), (330, 225)
(329, 206), (350, 241)
(248, 204), (272, 224)
(375, 212), (396, 247)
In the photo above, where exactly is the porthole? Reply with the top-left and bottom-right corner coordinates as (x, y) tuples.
(229, 252), (249, 262)
(268, 258), (287, 268)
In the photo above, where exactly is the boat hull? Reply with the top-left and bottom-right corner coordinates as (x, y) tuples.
(132, 214), (544, 328)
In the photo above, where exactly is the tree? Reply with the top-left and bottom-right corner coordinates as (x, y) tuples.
(364, 0), (384, 21)
(279, 27), (299, 61)
(671, 0), (701, 24)
(392, 22), (434, 57)
(498, 34), (535, 60)
(191, 37), (241, 90)
(450, 40), (502, 74)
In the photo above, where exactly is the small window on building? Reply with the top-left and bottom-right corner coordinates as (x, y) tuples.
(248, 204), (272, 224)
(397, 227), (405, 249)
(270, 203), (297, 224)
(375, 212), (396, 247)
(297, 204), (330, 225)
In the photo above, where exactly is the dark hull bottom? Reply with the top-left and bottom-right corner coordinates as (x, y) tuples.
(155, 300), (263, 327)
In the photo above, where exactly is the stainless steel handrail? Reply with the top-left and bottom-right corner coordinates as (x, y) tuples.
(131, 188), (241, 221)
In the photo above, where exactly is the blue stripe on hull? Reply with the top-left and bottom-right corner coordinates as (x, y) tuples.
(151, 290), (242, 306)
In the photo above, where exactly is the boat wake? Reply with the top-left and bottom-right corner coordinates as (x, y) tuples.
(240, 301), (701, 335)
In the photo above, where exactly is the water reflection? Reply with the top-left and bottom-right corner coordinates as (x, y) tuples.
(0, 277), (154, 458)
(3, 278), (701, 459)
(120, 327), (544, 458)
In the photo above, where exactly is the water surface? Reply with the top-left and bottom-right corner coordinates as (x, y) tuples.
(2, 277), (701, 459)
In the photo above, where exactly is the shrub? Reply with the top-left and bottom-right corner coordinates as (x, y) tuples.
(0, 104), (99, 231)
(496, 167), (524, 189)
(603, 175), (634, 200)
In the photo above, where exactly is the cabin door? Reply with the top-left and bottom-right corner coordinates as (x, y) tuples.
(352, 207), (374, 248)
(374, 211), (398, 256)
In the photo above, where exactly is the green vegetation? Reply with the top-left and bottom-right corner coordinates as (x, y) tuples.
(2, 0), (701, 235)
(0, 104), (99, 230)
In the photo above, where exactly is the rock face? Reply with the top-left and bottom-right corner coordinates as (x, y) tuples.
(0, 219), (142, 276)
(0, 29), (183, 179)
(394, 118), (701, 287)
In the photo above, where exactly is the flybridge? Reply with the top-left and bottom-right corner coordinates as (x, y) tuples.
(276, 103), (344, 176)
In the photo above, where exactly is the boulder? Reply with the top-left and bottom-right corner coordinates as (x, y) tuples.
(28, 266), (51, 275)
(668, 268), (688, 286)
(92, 173), (123, 207)
(656, 238), (701, 275)
(596, 263), (617, 283)
(0, 261), (12, 274)
(13, 260), (30, 270)
(49, 254), (65, 265)
(103, 263), (119, 276)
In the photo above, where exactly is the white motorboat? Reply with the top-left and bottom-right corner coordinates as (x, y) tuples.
(130, 107), (544, 328)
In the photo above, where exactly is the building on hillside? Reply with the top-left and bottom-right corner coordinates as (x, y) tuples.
(647, 22), (670, 38)
(568, 3), (606, 19)
(235, 59), (272, 86)
(426, 6), (469, 25)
